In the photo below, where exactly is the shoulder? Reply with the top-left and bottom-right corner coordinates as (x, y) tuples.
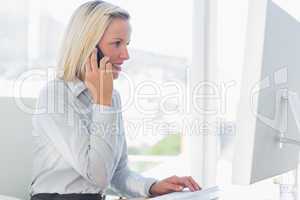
(36, 78), (69, 109)
(38, 78), (67, 98)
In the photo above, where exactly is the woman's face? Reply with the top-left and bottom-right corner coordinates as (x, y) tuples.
(98, 18), (131, 79)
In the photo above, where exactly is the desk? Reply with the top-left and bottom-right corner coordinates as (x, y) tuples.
(126, 186), (219, 200)
(106, 197), (146, 200)
(0, 195), (25, 200)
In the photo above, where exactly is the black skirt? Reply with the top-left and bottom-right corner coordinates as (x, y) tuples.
(30, 193), (106, 200)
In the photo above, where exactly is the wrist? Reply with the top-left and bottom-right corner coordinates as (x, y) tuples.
(149, 181), (158, 197)
(93, 96), (112, 106)
(97, 100), (112, 106)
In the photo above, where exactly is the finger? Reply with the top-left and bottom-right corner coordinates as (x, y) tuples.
(85, 56), (92, 73)
(105, 62), (113, 73)
(183, 178), (196, 192)
(164, 183), (183, 193)
(188, 176), (201, 190)
(173, 177), (195, 192)
(185, 177), (199, 191)
(99, 56), (110, 71)
(85, 63), (91, 74)
(91, 48), (98, 71)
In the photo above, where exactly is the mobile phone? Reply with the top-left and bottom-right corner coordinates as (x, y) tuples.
(96, 45), (104, 68)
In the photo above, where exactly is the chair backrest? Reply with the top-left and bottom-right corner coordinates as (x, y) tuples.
(0, 97), (36, 200)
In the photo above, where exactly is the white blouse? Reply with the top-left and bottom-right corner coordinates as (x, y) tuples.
(29, 78), (156, 198)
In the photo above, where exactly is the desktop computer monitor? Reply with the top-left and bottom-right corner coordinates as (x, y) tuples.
(232, 0), (300, 184)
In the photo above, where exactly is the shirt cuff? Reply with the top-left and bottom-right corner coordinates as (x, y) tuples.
(144, 178), (158, 197)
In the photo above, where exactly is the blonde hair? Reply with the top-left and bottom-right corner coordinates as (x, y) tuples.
(56, 1), (130, 81)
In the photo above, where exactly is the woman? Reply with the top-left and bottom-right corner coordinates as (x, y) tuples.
(30, 1), (201, 199)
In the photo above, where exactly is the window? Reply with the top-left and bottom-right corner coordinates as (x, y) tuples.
(112, 0), (193, 176)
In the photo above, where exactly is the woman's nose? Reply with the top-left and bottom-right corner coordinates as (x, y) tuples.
(120, 46), (130, 60)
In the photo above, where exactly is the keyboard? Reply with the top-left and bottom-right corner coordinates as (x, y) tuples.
(149, 186), (219, 200)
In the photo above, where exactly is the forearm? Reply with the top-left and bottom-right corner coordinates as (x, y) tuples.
(110, 166), (157, 198)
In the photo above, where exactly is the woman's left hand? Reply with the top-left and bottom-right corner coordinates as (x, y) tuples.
(149, 175), (201, 197)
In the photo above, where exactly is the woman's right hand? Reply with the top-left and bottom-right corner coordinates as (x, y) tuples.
(84, 48), (113, 106)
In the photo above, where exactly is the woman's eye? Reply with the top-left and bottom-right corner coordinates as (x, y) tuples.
(114, 41), (121, 47)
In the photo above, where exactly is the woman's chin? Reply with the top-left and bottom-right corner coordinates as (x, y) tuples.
(113, 72), (119, 80)
(112, 65), (121, 80)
